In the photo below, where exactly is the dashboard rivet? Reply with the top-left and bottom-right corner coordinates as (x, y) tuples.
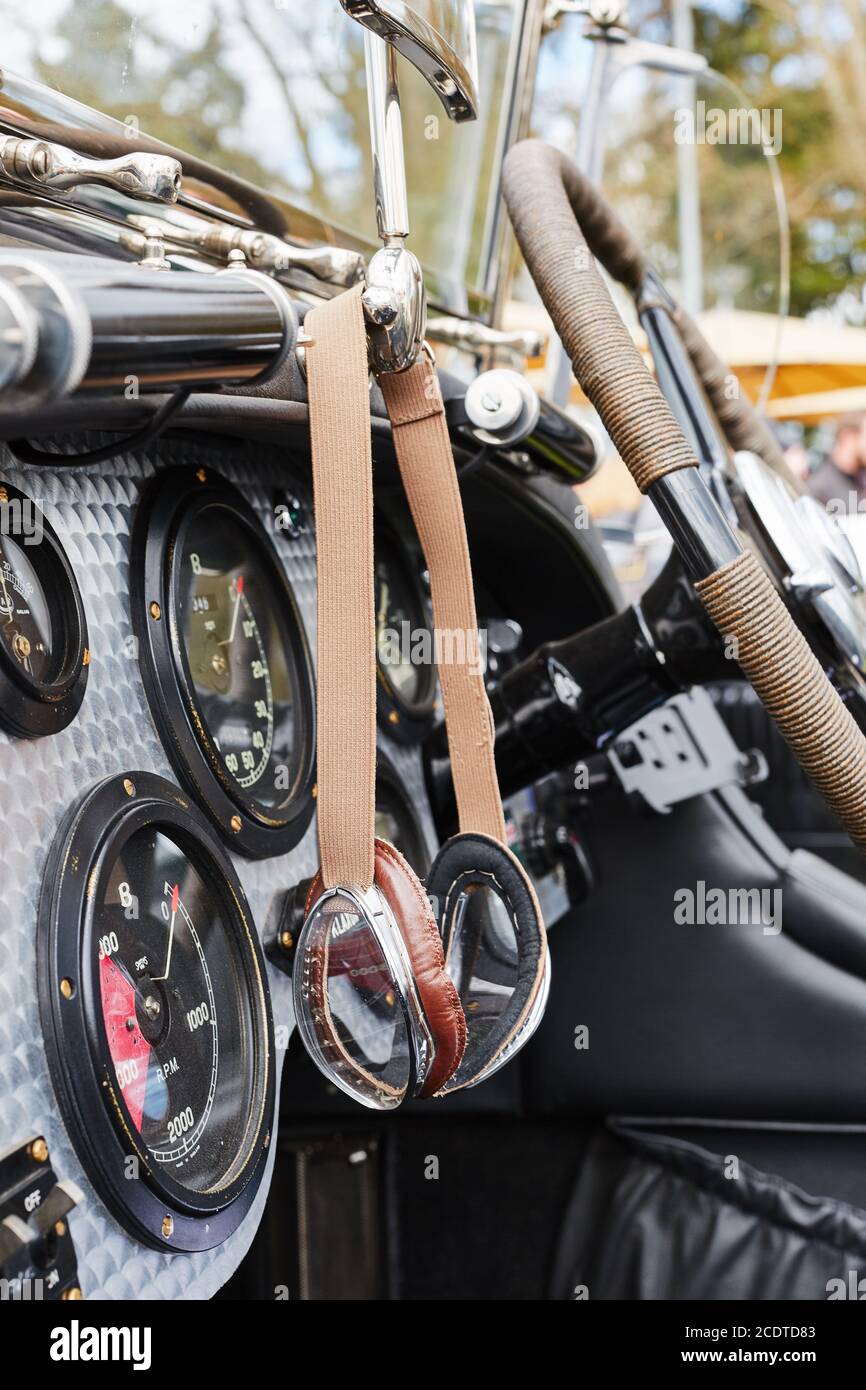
(60, 979), (74, 1001)
(388, 710), (399, 724)
(311, 783), (318, 799)
(82, 648), (90, 667)
(123, 778), (136, 797)
(162, 1215), (174, 1240)
(30, 1137), (48, 1162)
(196, 469), (206, 483)
(54, 1219), (66, 1238)
(230, 815), (242, 833)
(149, 600), (162, 621)
(61, 1287), (83, 1301)
(280, 930), (294, 951)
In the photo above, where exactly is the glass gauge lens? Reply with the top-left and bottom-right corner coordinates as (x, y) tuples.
(0, 534), (54, 681)
(177, 506), (305, 816)
(97, 827), (260, 1194)
(374, 530), (435, 722)
(374, 773), (428, 875)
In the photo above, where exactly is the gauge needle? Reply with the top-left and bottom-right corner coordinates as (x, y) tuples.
(377, 579), (389, 632)
(152, 883), (179, 983)
(0, 566), (13, 622)
(219, 574), (244, 647)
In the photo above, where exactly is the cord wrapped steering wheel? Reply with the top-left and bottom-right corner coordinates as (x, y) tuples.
(503, 139), (866, 852)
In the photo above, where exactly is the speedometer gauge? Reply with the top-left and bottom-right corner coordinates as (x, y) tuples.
(133, 468), (316, 858)
(38, 771), (274, 1252)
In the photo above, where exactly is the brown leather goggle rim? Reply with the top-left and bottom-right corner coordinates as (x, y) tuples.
(305, 839), (467, 1098)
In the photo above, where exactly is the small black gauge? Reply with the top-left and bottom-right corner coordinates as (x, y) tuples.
(38, 771), (274, 1253)
(132, 468), (316, 858)
(0, 481), (88, 738)
(375, 520), (437, 743)
(375, 753), (430, 875)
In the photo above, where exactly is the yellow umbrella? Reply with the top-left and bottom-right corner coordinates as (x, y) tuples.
(504, 300), (866, 421)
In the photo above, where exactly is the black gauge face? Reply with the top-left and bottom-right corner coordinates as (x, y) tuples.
(0, 484), (88, 737)
(0, 535), (54, 681)
(177, 508), (303, 814)
(374, 525), (436, 740)
(133, 470), (316, 858)
(98, 827), (258, 1194)
(38, 772), (274, 1252)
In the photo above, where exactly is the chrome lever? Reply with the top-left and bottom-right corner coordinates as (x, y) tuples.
(427, 317), (545, 362)
(125, 216), (365, 290)
(0, 134), (182, 204)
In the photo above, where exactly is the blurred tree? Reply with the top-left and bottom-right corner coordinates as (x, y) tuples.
(688, 0), (866, 319)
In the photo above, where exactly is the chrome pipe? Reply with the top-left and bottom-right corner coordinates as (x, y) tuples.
(364, 31), (410, 243)
(0, 250), (296, 417)
(649, 469), (742, 580)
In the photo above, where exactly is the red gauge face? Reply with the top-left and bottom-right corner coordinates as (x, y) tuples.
(95, 828), (261, 1194)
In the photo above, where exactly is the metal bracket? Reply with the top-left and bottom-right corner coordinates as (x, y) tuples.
(607, 686), (767, 814)
(0, 133), (181, 204)
(0, 1135), (84, 1301)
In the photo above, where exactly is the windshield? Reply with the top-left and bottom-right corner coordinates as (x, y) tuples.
(2, 0), (523, 312)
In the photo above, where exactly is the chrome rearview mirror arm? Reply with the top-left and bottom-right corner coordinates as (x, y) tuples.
(339, 1), (479, 373)
(360, 31), (426, 374)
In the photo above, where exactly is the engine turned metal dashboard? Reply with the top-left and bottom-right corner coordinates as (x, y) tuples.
(0, 429), (447, 1298)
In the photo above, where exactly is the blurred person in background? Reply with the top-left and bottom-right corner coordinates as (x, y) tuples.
(808, 415), (866, 510)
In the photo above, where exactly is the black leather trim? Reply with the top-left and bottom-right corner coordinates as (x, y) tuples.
(427, 832), (543, 1089)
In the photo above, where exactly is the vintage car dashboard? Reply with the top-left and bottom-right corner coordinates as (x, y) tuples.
(0, 310), (614, 1298)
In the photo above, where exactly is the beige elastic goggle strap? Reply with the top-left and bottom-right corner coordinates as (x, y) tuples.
(379, 363), (506, 845)
(306, 286), (376, 890)
(306, 287), (507, 890)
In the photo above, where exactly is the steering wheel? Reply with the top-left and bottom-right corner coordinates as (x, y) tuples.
(502, 140), (866, 853)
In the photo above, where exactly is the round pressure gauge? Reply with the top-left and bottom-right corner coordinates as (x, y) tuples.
(38, 771), (274, 1252)
(132, 468), (316, 858)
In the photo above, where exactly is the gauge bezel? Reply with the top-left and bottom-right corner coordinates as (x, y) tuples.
(375, 516), (437, 743)
(375, 749), (431, 875)
(0, 481), (88, 738)
(37, 771), (275, 1253)
(132, 467), (316, 858)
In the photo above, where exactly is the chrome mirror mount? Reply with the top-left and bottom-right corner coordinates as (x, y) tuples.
(361, 33), (426, 374)
(342, 5), (479, 373)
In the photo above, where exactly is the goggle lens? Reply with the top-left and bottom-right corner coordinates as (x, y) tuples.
(293, 890), (411, 1110)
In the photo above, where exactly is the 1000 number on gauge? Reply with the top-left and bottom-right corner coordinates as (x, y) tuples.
(97, 827), (257, 1192)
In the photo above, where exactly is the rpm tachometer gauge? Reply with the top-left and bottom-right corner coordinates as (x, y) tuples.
(133, 469), (316, 858)
(38, 772), (274, 1252)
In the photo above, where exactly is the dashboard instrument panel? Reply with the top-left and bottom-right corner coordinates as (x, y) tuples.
(132, 468), (316, 859)
(37, 771), (275, 1252)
